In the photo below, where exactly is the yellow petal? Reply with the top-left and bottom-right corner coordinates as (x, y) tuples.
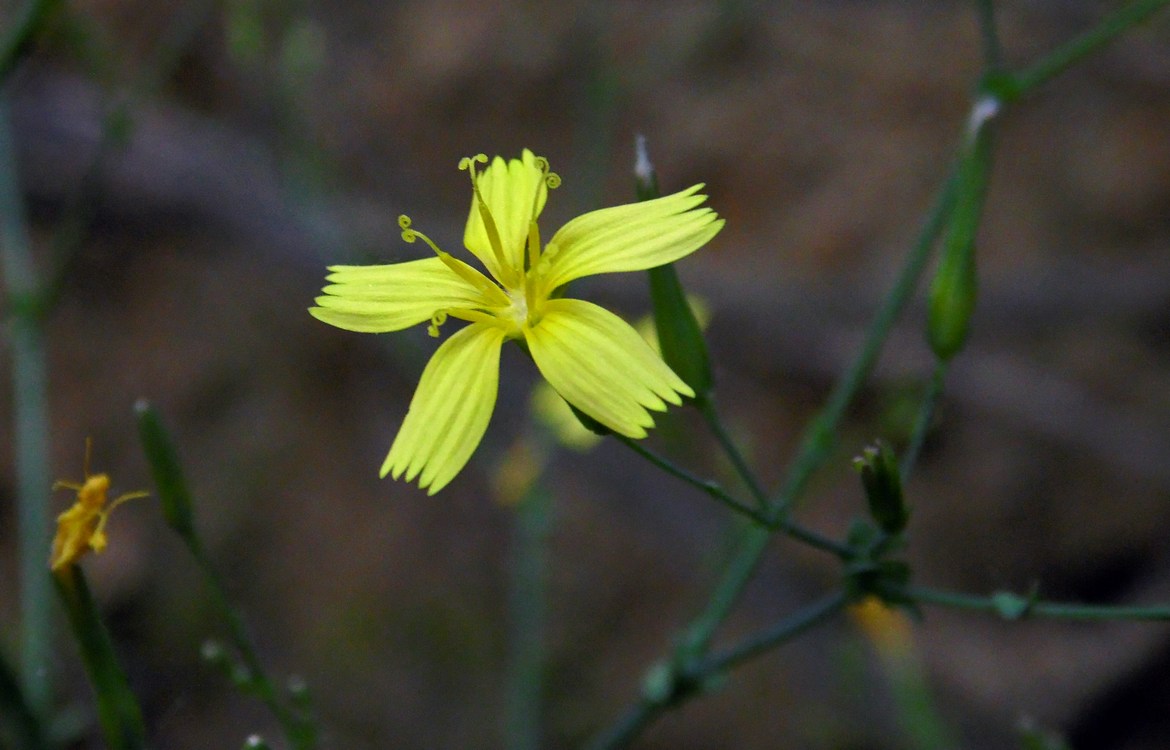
(463, 149), (548, 281)
(309, 257), (497, 333)
(381, 323), (507, 494)
(538, 185), (723, 293)
(526, 299), (694, 438)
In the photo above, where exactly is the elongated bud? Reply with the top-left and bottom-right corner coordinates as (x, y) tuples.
(637, 135), (714, 398)
(928, 98), (996, 360)
(852, 440), (909, 535)
(135, 400), (195, 539)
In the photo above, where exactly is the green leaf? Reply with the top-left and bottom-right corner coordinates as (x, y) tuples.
(135, 400), (196, 538)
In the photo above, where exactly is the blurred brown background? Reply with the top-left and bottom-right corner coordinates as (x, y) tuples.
(2, 0), (1170, 747)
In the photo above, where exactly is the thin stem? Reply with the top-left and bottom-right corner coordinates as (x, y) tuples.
(616, 436), (852, 558)
(697, 397), (768, 506)
(974, 0), (1004, 72)
(769, 166), (961, 521)
(584, 165), (964, 750)
(616, 436), (769, 526)
(504, 482), (553, 750)
(0, 95), (53, 718)
(586, 700), (659, 750)
(183, 532), (317, 749)
(1008, 0), (1170, 99)
(679, 167), (962, 659)
(0, 647), (49, 750)
(899, 360), (948, 481)
(587, 593), (848, 750)
(905, 585), (1170, 621)
(773, 518), (853, 559)
(693, 591), (848, 676)
(0, 0), (63, 84)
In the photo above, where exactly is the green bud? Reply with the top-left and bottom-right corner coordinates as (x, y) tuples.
(636, 135), (713, 398)
(135, 400), (196, 539)
(648, 265), (713, 398)
(928, 110), (993, 360)
(852, 441), (909, 535)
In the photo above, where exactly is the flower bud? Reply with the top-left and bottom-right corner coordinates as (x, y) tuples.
(853, 440), (909, 535)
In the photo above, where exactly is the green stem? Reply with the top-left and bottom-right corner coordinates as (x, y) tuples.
(183, 532), (317, 749)
(616, 436), (851, 558)
(680, 167), (962, 658)
(1006, 0), (1170, 99)
(0, 96), (53, 718)
(974, 0), (1003, 72)
(692, 591), (848, 676)
(899, 360), (948, 481)
(584, 164), (962, 750)
(697, 397), (767, 506)
(0, 647), (49, 750)
(616, 436), (769, 526)
(504, 481), (553, 750)
(53, 567), (148, 750)
(905, 585), (1170, 621)
(0, 0), (64, 84)
(587, 593), (847, 750)
(585, 700), (657, 750)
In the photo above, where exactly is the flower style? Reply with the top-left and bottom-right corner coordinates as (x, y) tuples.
(50, 441), (149, 572)
(310, 150), (724, 494)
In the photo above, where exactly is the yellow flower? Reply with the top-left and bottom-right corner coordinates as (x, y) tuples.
(310, 150), (724, 494)
(50, 441), (149, 572)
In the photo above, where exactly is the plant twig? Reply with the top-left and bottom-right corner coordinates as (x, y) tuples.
(905, 585), (1170, 621)
(899, 360), (948, 481)
(696, 397), (768, 506)
(1005, 0), (1170, 99)
(0, 95), (53, 718)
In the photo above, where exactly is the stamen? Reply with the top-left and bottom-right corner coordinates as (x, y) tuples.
(428, 310), (449, 337)
(91, 490), (149, 551)
(399, 214), (444, 256)
(445, 308), (503, 327)
(460, 154), (510, 279)
(527, 156), (561, 226)
(400, 214), (509, 305)
(428, 308), (510, 336)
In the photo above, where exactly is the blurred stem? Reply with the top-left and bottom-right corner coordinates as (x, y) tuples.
(696, 397), (767, 507)
(616, 436), (768, 526)
(0, 0), (64, 84)
(615, 436), (851, 558)
(180, 522), (317, 749)
(0, 96), (53, 718)
(35, 0), (218, 318)
(504, 481), (553, 750)
(53, 567), (147, 750)
(905, 586), (1170, 621)
(974, 0), (1003, 72)
(1005, 0), (1170, 99)
(681, 166), (962, 657)
(587, 164), (961, 750)
(138, 404), (316, 749)
(0, 647), (50, 750)
(587, 593), (847, 750)
(899, 360), (948, 481)
(695, 591), (849, 676)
